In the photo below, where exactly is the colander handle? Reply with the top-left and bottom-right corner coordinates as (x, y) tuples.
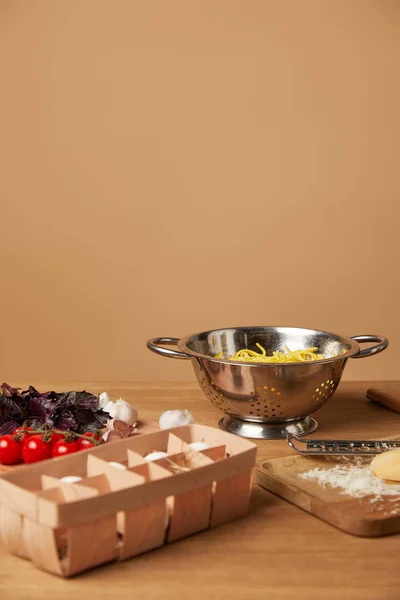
(147, 337), (191, 360)
(350, 335), (388, 359)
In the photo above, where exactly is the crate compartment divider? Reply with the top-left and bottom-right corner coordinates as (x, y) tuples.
(0, 424), (256, 577)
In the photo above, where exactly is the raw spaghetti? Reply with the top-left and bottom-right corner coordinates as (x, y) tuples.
(215, 343), (325, 363)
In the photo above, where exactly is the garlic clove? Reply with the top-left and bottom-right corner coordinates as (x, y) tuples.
(113, 420), (133, 435)
(103, 429), (123, 442)
(98, 392), (112, 410)
(108, 461), (127, 470)
(104, 420), (136, 443)
(106, 418), (116, 431)
(159, 409), (194, 430)
(60, 476), (83, 484)
(108, 398), (138, 426)
(144, 451), (168, 462)
(103, 400), (115, 415)
(189, 441), (209, 452)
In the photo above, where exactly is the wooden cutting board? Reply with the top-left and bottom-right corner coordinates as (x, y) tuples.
(256, 444), (400, 537)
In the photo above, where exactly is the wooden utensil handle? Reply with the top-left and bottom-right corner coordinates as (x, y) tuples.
(366, 388), (400, 414)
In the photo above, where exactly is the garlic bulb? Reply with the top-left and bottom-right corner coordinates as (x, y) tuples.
(103, 400), (115, 414)
(189, 441), (209, 452)
(108, 398), (138, 426)
(108, 461), (127, 470)
(144, 451), (168, 462)
(60, 476), (83, 484)
(159, 409), (194, 430)
(98, 391), (111, 410)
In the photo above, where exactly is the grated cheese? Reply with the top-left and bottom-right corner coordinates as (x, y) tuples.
(299, 463), (400, 503)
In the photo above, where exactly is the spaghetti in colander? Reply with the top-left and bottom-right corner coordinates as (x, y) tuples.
(215, 344), (325, 363)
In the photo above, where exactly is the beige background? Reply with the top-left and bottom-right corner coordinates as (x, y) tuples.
(1, 0), (399, 385)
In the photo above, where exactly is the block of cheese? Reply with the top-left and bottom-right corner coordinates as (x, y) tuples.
(370, 448), (400, 481)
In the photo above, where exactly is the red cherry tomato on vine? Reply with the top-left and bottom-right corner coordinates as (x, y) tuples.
(52, 439), (79, 458)
(78, 432), (101, 450)
(48, 432), (65, 446)
(0, 435), (22, 465)
(14, 426), (35, 444)
(21, 435), (52, 464)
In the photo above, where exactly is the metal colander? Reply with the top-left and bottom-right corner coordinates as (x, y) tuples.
(147, 326), (388, 439)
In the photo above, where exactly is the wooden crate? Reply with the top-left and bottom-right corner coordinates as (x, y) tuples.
(0, 424), (256, 577)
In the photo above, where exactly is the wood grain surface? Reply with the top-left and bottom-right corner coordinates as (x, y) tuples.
(1, 381), (400, 599)
(257, 442), (400, 537)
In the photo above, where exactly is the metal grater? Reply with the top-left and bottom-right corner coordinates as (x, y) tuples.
(287, 433), (400, 455)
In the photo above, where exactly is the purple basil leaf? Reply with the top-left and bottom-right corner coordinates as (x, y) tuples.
(74, 409), (108, 433)
(25, 386), (41, 398)
(58, 390), (98, 410)
(0, 395), (23, 424)
(75, 391), (98, 410)
(57, 391), (77, 409)
(28, 396), (56, 425)
(0, 383), (21, 397)
(0, 383), (108, 434)
(25, 418), (43, 431)
(43, 391), (60, 402)
(56, 410), (78, 431)
(0, 420), (18, 435)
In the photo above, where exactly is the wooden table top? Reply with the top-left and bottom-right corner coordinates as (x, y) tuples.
(2, 380), (400, 600)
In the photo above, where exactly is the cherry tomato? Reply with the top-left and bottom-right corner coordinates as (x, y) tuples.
(52, 439), (79, 458)
(13, 426), (35, 444)
(0, 435), (22, 465)
(21, 435), (52, 464)
(78, 432), (101, 451)
(48, 432), (65, 446)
